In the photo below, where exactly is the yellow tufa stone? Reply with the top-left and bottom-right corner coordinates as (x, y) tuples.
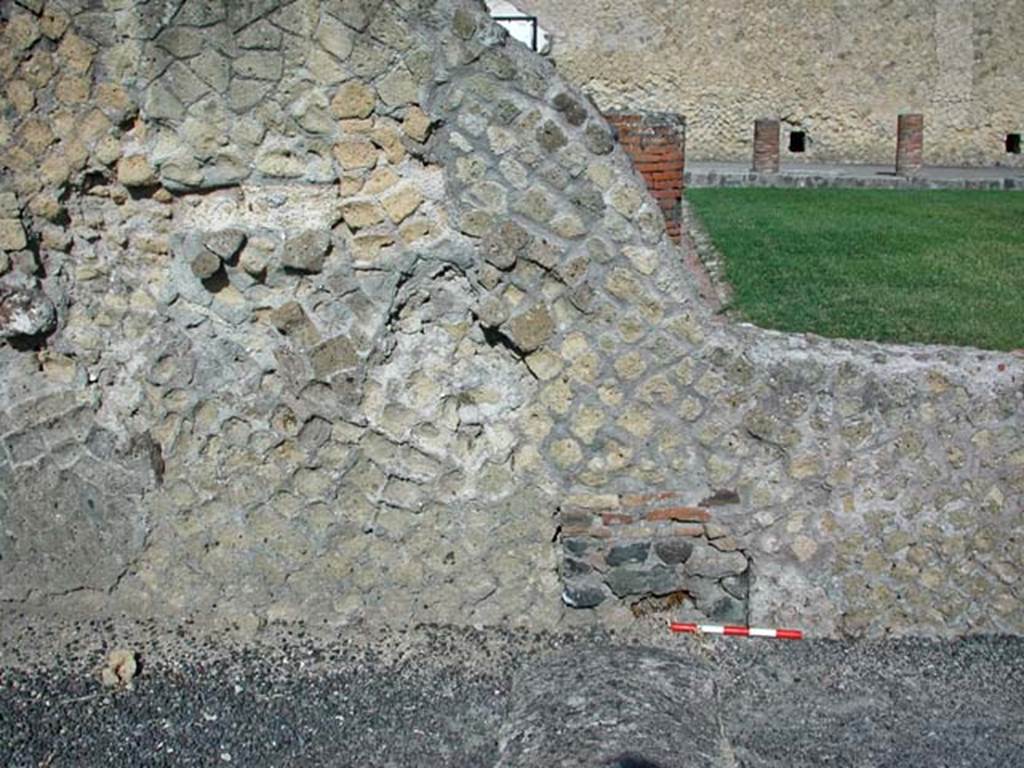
(332, 138), (378, 170)
(676, 396), (703, 422)
(402, 105), (432, 143)
(330, 81), (376, 119)
(48, 107), (78, 140)
(399, 218), (435, 244)
(540, 378), (573, 415)
(40, 6), (71, 41)
(6, 13), (41, 51)
(95, 82), (132, 116)
(566, 351), (599, 383)
(40, 150), (72, 186)
(0, 219), (28, 251)
(636, 373), (678, 405)
(28, 192), (62, 222)
(505, 303), (555, 352)
(20, 50), (58, 89)
(549, 212), (586, 239)
(926, 371), (950, 395)
(362, 167), (399, 195)
(524, 348), (563, 381)
(6, 80), (35, 115)
(0, 117), (10, 149)
(58, 33), (96, 73)
(340, 200), (386, 230)
(93, 135), (124, 166)
(550, 437), (583, 469)
(614, 352), (647, 381)
(598, 384), (624, 407)
(79, 109), (113, 145)
(458, 209), (491, 238)
(117, 155), (157, 187)
(607, 183), (643, 218)
(55, 74), (90, 104)
(571, 406), (606, 444)
(559, 332), (590, 360)
(17, 118), (55, 155)
(339, 117), (374, 133)
(790, 535), (818, 562)
(338, 174), (364, 197)
(623, 245), (659, 276)
(615, 404), (654, 438)
(382, 186), (423, 224)
(788, 453), (824, 480)
(352, 234), (396, 262)
(370, 122), (406, 165)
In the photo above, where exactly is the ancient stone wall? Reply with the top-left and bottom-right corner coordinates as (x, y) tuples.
(1, 0), (1021, 638)
(513, 0), (1024, 168)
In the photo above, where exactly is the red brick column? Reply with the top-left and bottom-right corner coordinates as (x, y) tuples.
(605, 111), (686, 242)
(896, 113), (924, 176)
(752, 118), (780, 173)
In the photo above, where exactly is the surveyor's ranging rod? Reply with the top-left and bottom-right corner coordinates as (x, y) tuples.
(669, 622), (803, 640)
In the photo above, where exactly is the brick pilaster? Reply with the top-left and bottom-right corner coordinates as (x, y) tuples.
(752, 118), (780, 173)
(605, 111), (686, 242)
(896, 113), (924, 176)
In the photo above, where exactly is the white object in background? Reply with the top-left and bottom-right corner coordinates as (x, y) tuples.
(485, 0), (552, 53)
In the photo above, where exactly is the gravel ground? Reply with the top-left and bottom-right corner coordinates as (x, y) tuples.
(714, 636), (1024, 767)
(2, 615), (1023, 767)
(0, 616), (560, 768)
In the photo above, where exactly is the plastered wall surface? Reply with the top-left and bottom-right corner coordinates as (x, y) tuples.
(514, 0), (1024, 168)
(0, 0), (1021, 638)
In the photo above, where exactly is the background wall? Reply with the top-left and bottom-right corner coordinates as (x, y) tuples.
(514, 0), (1024, 167)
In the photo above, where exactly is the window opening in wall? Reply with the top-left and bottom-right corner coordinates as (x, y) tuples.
(1006, 133), (1022, 154)
(491, 14), (539, 51)
(788, 131), (806, 153)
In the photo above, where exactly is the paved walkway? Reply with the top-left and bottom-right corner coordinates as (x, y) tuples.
(686, 161), (1024, 190)
(2, 617), (1023, 767)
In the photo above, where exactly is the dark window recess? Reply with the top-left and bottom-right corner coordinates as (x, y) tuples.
(788, 131), (806, 153)
(1007, 133), (1022, 154)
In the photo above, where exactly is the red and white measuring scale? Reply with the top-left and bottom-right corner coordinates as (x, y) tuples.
(669, 622), (803, 640)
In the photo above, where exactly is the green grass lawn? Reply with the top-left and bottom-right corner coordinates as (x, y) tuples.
(685, 188), (1024, 351)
